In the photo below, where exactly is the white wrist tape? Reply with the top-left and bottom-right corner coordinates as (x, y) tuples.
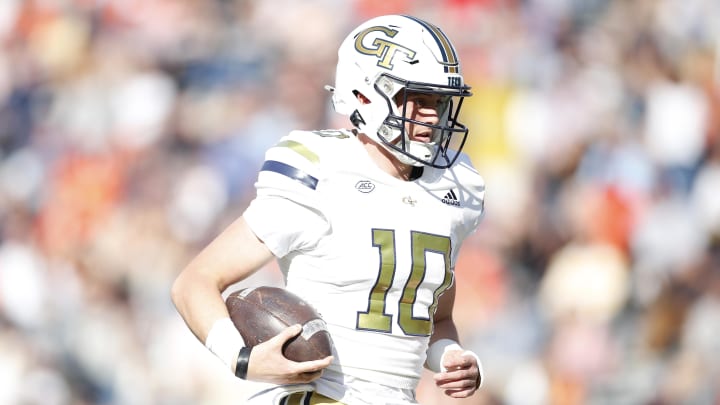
(426, 338), (462, 372)
(426, 338), (485, 387)
(205, 317), (245, 371)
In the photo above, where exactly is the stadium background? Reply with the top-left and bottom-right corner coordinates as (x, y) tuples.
(1, 0), (719, 404)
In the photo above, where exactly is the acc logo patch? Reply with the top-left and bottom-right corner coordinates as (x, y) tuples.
(355, 180), (376, 193)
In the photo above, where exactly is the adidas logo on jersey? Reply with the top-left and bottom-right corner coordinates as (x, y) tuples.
(442, 189), (461, 207)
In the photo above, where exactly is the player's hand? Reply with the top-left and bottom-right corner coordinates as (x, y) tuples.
(245, 324), (333, 384)
(433, 349), (481, 398)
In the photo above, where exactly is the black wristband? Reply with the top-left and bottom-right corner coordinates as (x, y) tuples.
(235, 346), (252, 379)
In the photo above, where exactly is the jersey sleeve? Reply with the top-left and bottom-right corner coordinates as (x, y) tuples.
(456, 153), (486, 231)
(243, 131), (330, 258)
(449, 153), (486, 269)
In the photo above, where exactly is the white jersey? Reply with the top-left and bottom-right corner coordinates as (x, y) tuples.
(243, 129), (485, 396)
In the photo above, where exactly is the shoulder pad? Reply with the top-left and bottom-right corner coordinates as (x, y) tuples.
(448, 153), (485, 198)
(256, 129), (354, 195)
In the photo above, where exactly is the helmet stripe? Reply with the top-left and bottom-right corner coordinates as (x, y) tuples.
(402, 15), (459, 73)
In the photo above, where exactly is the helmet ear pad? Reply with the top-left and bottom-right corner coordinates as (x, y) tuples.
(348, 76), (405, 143)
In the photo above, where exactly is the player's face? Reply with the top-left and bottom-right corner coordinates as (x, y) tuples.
(399, 93), (447, 143)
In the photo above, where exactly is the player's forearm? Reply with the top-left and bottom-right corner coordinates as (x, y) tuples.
(172, 216), (274, 342)
(426, 316), (464, 372)
(430, 316), (460, 346)
(171, 269), (231, 343)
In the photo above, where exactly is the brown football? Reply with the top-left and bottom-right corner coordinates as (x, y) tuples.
(225, 286), (333, 362)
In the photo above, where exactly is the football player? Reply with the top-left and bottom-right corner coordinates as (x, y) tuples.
(172, 14), (485, 404)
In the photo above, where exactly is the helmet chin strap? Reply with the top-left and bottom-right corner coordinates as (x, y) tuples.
(400, 140), (434, 167)
(377, 124), (434, 167)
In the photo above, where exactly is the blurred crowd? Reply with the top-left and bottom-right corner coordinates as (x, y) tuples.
(1, 0), (719, 404)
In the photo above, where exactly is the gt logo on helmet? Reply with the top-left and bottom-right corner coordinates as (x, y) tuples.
(354, 26), (417, 70)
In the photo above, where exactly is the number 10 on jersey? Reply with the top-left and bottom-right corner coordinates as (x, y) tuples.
(357, 229), (453, 336)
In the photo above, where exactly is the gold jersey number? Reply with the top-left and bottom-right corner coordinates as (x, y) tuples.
(357, 229), (453, 336)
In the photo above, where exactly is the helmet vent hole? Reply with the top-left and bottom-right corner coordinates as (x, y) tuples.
(350, 110), (366, 127)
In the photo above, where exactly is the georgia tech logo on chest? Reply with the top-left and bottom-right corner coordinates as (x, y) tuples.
(354, 26), (416, 70)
